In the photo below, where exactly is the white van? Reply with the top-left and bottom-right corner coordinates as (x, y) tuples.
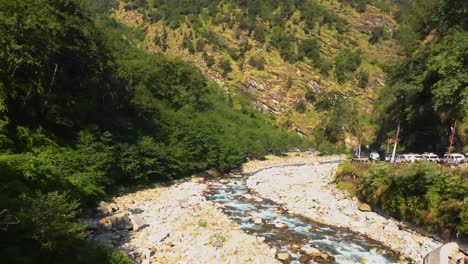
(442, 153), (465, 164)
(395, 154), (413, 163)
(422, 153), (439, 162)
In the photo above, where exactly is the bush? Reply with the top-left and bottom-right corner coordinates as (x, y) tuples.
(295, 100), (307, 113)
(358, 163), (468, 235)
(248, 55), (266, 70)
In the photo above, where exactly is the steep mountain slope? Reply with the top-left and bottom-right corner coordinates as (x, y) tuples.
(110, 0), (401, 150)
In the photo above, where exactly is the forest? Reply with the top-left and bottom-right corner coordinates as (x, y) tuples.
(375, 0), (467, 153)
(0, 0), (302, 263)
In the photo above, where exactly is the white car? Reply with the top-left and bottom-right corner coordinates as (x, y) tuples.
(369, 152), (380, 161)
(422, 153), (439, 162)
(442, 153), (465, 164)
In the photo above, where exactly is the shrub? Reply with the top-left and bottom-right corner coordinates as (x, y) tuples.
(295, 100), (307, 113)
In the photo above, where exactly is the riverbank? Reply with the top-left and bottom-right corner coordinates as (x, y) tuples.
(246, 159), (442, 263)
(87, 181), (279, 264)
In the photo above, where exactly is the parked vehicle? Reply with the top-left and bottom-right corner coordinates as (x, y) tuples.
(410, 154), (423, 162)
(369, 152), (380, 161)
(442, 153), (465, 164)
(385, 153), (392, 162)
(395, 154), (414, 163)
(422, 153), (440, 162)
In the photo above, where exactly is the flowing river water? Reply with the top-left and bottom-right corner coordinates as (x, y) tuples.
(204, 163), (402, 264)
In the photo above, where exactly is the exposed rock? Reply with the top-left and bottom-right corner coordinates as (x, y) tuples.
(290, 244), (301, 252)
(191, 177), (204, 184)
(130, 215), (149, 231)
(424, 242), (465, 264)
(219, 179), (230, 184)
(274, 221), (288, 229)
(253, 218), (263, 224)
(277, 252), (291, 261)
(301, 246), (321, 257)
(107, 213), (133, 230)
(97, 201), (118, 216)
(358, 203), (372, 212)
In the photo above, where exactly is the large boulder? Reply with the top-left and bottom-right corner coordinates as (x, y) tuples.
(424, 242), (465, 264)
(107, 213), (133, 230)
(358, 203), (372, 212)
(96, 201), (119, 216)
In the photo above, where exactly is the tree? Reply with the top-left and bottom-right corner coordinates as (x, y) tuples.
(219, 59), (232, 76)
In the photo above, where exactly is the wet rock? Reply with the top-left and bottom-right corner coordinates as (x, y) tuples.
(253, 218), (263, 224)
(108, 213), (133, 230)
(301, 246), (321, 257)
(274, 221), (288, 229)
(309, 226), (318, 232)
(277, 252), (291, 261)
(358, 203), (371, 212)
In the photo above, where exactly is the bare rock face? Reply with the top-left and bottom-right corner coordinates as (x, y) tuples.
(358, 203), (371, 212)
(424, 242), (465, 264)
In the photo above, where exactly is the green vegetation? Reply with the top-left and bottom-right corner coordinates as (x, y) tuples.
(375, 0), (468, 153)
(0, 0), (303, 262)
(336, 162), (468, 236)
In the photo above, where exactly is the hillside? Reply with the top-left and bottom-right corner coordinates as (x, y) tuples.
(108, 0), (401, 151)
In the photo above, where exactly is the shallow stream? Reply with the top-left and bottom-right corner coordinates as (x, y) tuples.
(204, 163), (402, 264)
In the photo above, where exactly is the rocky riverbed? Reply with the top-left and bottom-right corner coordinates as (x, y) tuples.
(87, 181), (279, 264)
(86, 152), (450, 263)
(246, 159), (442, 263)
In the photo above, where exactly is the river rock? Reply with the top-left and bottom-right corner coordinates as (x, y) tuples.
(219, 179), (230, 184)
(274, 221), (288, 229)
(191, 177), (204, 183)
(97, 201), (119, 216)
(277, 252), (291, 261)
(290, 244), (301, 252)
(301, 246), (321, 256)
(424, 242), (465, 264)
(299, 255), (311, 263)
(253, 218), (263, 224)
(108, 212), (133, 230)
(131, 215), (149, 231)
(358, 203), (371, 212)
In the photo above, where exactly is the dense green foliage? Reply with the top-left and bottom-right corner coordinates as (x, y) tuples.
(375, 0), (468, 153)
(0, 0), (303, 262)
(336, 162), (468, 237)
